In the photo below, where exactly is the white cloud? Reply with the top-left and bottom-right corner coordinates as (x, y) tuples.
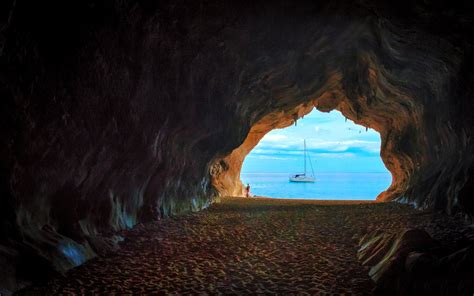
(255, 139), (380, 154)
(306, 139), (380, 153)
(314, 153), (355, 158)
(262, 134), (287, 142)
(250, 148), (301, 156)
(247, 155), (296, 161)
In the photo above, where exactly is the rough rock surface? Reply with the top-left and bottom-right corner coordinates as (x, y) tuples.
(358, 229), (438, 282)
(358, 229), (474, 295)
(1, 0), (474, 291)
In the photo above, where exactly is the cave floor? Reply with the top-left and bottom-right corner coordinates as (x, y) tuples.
(22, 197), (464, 295)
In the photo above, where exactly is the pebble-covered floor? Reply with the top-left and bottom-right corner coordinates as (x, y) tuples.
(22, 197), (464, 295)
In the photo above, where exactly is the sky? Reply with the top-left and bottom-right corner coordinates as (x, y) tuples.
(241, 108), (390, 174)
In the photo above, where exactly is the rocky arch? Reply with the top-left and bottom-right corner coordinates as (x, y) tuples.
(1, 0), (474, 290)
(210, 55), (464, 211)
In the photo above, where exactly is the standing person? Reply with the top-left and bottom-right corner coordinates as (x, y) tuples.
(245, 183), (251, 198)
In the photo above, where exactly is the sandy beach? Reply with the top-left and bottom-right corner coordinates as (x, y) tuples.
(22, 197), (465, 295)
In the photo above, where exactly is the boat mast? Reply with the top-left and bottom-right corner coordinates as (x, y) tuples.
(304, 139), (307, 175)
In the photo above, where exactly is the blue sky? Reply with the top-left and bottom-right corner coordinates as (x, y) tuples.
(242, 108), (390, 173)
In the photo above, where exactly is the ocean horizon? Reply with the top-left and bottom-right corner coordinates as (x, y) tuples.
(241, 172), (392, 200)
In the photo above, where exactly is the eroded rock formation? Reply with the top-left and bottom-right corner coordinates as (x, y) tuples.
(1, 0), (474, 292)
(358, 228), (474, 295)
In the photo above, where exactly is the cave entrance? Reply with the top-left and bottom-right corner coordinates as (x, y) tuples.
(211, 107), (392, 200)
(240, 108), (391, 200)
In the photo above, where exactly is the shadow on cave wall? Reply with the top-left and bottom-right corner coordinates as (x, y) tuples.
(1, 0), (474, 292)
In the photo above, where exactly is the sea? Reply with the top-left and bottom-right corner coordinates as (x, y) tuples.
(240, 172), (392, 200)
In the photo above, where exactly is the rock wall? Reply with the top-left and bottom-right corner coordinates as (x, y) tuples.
(358, 228), (474, 295)
(1, 0), (474, 291)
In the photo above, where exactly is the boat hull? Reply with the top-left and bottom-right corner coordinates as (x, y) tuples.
(289, 177), (316, 183)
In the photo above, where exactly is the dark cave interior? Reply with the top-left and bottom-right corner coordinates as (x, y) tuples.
(1, 0), (474, 294)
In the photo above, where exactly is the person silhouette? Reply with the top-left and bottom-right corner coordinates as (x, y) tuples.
(245, 183), (251, 198)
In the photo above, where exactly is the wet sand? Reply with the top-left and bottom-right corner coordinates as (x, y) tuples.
(23, 197), (464, 295)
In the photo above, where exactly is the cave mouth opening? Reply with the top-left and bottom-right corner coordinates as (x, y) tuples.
(240, 108), (392, 200)
(209, 101), (398, 202)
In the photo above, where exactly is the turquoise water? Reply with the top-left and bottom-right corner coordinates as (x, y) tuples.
(241, 172), (392, 200)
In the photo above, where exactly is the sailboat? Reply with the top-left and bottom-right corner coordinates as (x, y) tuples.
(289, 139), (316, 182)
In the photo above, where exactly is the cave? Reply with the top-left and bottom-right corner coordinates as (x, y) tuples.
(1, 0), (474, 294)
